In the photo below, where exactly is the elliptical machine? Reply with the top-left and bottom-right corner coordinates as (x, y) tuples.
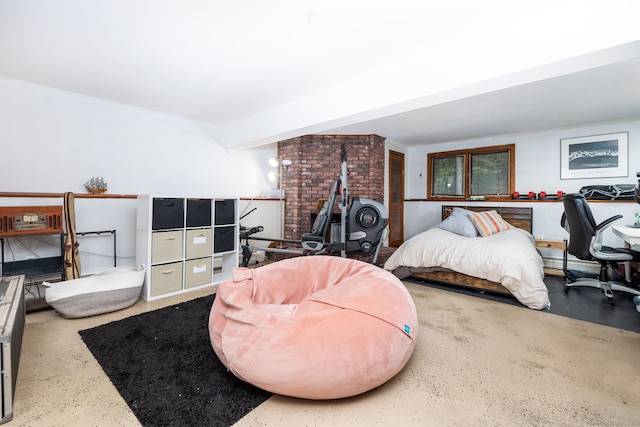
(240, 145), (388, 266)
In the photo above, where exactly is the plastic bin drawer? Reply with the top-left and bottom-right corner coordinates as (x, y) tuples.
(151, 230), (183, 264)
(152, 198), (184, 230)
(215, 199), (236, 225)
(185, 257), (212, 288)
(186, 228), (212, 259)
(214, 226), (235, 253)
(150, 262), (183, 297)
(186, 199), (212, 228)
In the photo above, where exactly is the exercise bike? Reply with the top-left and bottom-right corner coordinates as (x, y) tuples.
(240, 145), (388, 266)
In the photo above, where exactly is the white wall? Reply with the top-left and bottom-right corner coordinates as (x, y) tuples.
(0, 77), (277, 197)
(2, 76), (638, 274)
(0, 77), (275, 275)
(403, 119), (640, 247)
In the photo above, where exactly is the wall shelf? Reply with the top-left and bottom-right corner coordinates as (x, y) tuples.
(0, 192), (136, 199)
(406, 198), (636, 203)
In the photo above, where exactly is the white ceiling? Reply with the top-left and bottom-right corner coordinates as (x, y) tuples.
(1, 0), (640, 149)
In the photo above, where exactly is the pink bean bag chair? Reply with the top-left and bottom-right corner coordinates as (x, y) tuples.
(208, 256), (418, 400)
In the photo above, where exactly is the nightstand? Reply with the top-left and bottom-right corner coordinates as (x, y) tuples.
(534, 239), (567, 277)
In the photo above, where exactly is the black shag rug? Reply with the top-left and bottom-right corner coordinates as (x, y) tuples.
(79, 294), (272, 427)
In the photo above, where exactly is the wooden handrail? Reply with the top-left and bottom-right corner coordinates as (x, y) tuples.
(1, 193), (286, 200)
(405, 198), (635, 203)
(0, 192), (137, 199)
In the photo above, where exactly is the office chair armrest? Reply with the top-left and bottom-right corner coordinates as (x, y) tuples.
(595, 214), (623, 230)
(591, 214), (625, 255)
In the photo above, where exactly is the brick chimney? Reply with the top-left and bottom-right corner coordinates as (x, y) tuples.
(277, 135), (385, 240)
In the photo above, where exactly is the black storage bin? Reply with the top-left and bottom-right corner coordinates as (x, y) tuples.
(214, 226), (235, 253)
(186, 198), (212, 227)
(152, 198), (184, 230)
(215, 199), (235, 225)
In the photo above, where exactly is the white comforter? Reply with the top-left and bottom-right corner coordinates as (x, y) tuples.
(384, 227), (550, 310)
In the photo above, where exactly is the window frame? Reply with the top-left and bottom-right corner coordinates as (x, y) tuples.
(426, 144), (515, 201)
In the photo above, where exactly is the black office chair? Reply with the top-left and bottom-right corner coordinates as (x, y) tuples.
(561, 193), (640, 305)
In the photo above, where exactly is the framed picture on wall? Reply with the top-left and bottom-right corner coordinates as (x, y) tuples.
(560, 132), (628, 179)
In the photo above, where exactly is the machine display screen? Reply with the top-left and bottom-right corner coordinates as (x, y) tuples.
(21, 214), (39, 222)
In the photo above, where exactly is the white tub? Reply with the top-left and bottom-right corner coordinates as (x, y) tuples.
(44, 265), (145, 318)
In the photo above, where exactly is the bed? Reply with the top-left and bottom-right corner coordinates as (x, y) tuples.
(384, 206), (550, 310)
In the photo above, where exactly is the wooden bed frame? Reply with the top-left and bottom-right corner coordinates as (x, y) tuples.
(407, 205), (533, 295)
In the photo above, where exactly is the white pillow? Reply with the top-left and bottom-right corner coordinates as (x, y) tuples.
(437, 207), (479, 237)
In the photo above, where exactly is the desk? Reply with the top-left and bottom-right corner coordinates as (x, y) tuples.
(612, 225), (640, 247)
(611, 225), (640, 281)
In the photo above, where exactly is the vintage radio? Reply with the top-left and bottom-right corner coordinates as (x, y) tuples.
(0, 206), (63, 237)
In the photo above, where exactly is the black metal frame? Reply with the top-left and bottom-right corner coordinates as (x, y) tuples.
(0, 229), (117, 282)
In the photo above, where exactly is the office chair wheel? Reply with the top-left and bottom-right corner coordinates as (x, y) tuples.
(607, 297), (615, 306)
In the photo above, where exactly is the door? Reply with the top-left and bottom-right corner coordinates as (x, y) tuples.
(388, 150), (404, 247)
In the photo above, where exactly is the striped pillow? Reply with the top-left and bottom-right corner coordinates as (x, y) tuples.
(467, 210), (512, 237)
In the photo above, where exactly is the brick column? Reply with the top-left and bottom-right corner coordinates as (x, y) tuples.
(277, 135), (385, 240)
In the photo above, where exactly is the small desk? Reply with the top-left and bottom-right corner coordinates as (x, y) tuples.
(612, 225), (640, 247)
(611, 225), (640, 282)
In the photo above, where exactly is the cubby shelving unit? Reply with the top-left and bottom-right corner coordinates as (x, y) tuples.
(136, 196), (238, 301)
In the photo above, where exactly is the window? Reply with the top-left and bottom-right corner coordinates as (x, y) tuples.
(427, 144), (515, 200)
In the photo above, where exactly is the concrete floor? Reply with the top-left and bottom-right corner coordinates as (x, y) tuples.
(11, 282), (640, 427)
(13, 287), (214, 427)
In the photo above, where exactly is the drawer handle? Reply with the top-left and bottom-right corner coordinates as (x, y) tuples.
(164, 236), (176, 241)
(161, 269), (175, 274)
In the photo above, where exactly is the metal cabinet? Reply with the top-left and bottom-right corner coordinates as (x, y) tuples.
(0, 275), (25, 424)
